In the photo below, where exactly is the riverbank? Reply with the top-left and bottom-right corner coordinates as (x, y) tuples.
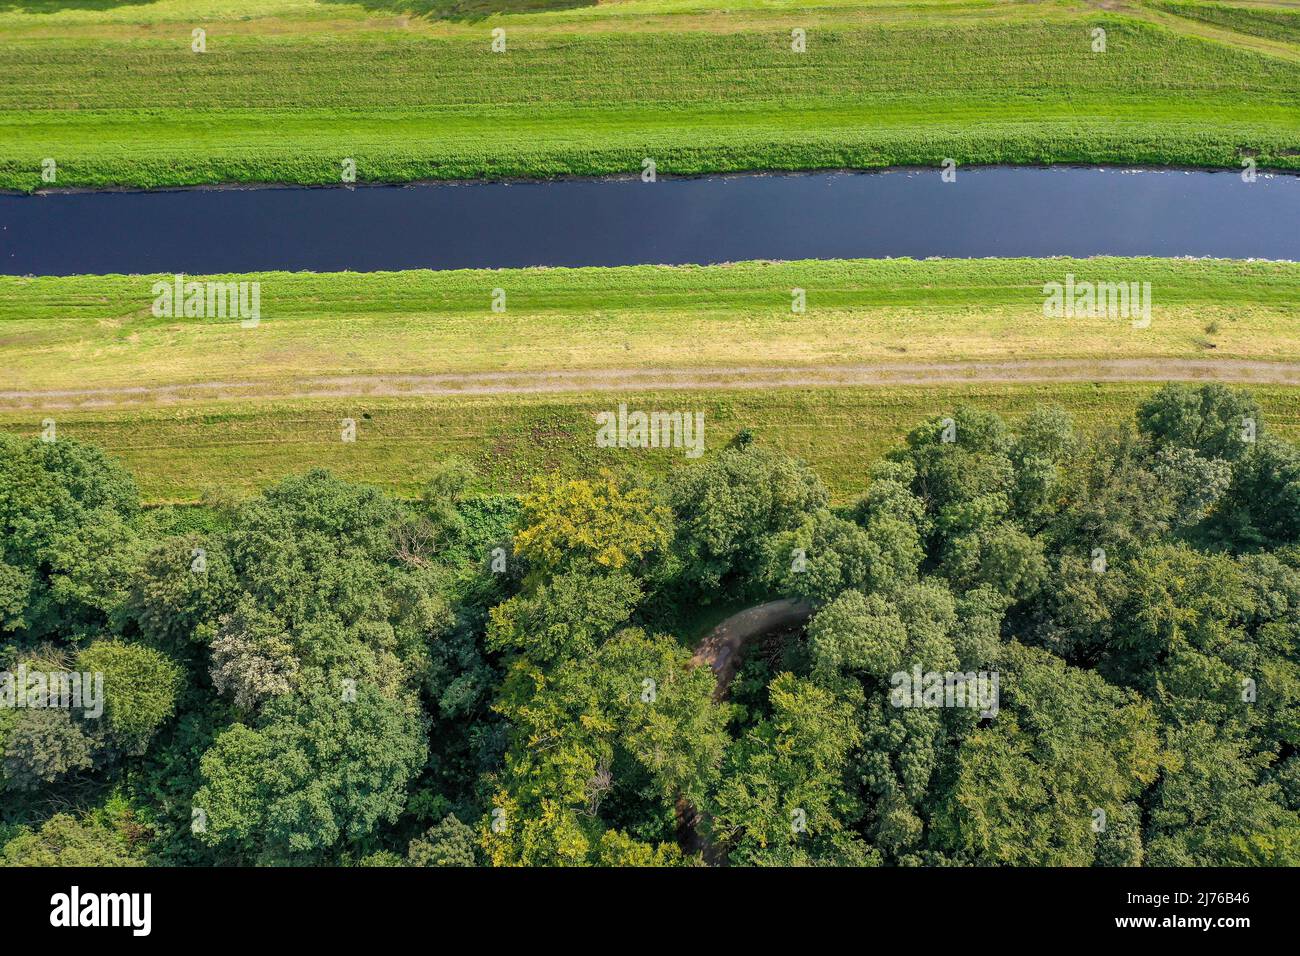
(2, 1), (1299, 191)
(4, 381), (1298, 505)
(4, 258), (1298, 398)
(5, 255), (1298, 501)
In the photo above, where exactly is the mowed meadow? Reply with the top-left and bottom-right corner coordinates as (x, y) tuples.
(3, 382), (1300, 505)
(1148, 1), (1300, 45)
(2, 257), (1299, 503)
(3, 258), (1299, 395)
(2, 0), (1300, 189)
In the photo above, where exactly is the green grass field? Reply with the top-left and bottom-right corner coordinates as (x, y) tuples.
(4, 258), (1299, 396)
(2, 0), (1299, 190)
(4, 382), (1299, 504)
(1149, 1), (1300, 45)
(3, 257), (1298, 503)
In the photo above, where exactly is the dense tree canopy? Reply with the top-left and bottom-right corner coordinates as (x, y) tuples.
(4, 384), (1298, 868)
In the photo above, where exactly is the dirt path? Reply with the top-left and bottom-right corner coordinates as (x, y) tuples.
(1092, 0), (1300, 64)
(677, 598), (814, 859)
(7, 359), (1300, 410)
(691, 599), (815, 702)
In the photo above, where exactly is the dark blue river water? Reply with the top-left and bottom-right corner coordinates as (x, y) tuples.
(1, 167), (1297, 275)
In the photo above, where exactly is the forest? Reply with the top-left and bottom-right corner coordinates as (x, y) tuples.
(2, 382), (1298, 867)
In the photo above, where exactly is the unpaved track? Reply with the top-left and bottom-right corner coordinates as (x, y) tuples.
(691, 599), (815, 702)
(677, 598), (814, 859)
(7, 359), (1300, 410)
(1092, 0), (1300, 64)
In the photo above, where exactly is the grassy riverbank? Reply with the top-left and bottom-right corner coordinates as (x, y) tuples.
(3, 258), (1298, 396)
(2, 0), (1299, 190)
(3, 256), (1299, 502)
(1148, 1), (1300, 45)
(3, 382), (1299, 504)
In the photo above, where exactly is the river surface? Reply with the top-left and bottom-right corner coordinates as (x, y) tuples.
(2, 167), (1298, 275)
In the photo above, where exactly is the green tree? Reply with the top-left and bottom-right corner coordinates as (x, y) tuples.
(0, 434), (141, 641)
(593, 829), (685, 866)
(805, 582), (984, 860)
(513, 472), (672, 579)
(408, 813), (482, 867)
(933, 643), (1162, 866)
(759, 510), (879, 606)
(486, 570), (641, 665)
(208, 598), (299, 712)
(2, 708), (94, 791)
(186, 470), (462, 863)
(1213, 436), (1300, 548)
(1137, 382), (1259, 462)
(194, 683), (427, 860)
(1009, 405), (1078, 524)
(119, 533), (234, 652)
(710, 673), (866, 865)
(1, 812), (144, 867)
(77, 639), (183, 754)
(668, 446), (828, 598)
(1146, 720), (1296, 866)
(485, 629), (726, 866)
